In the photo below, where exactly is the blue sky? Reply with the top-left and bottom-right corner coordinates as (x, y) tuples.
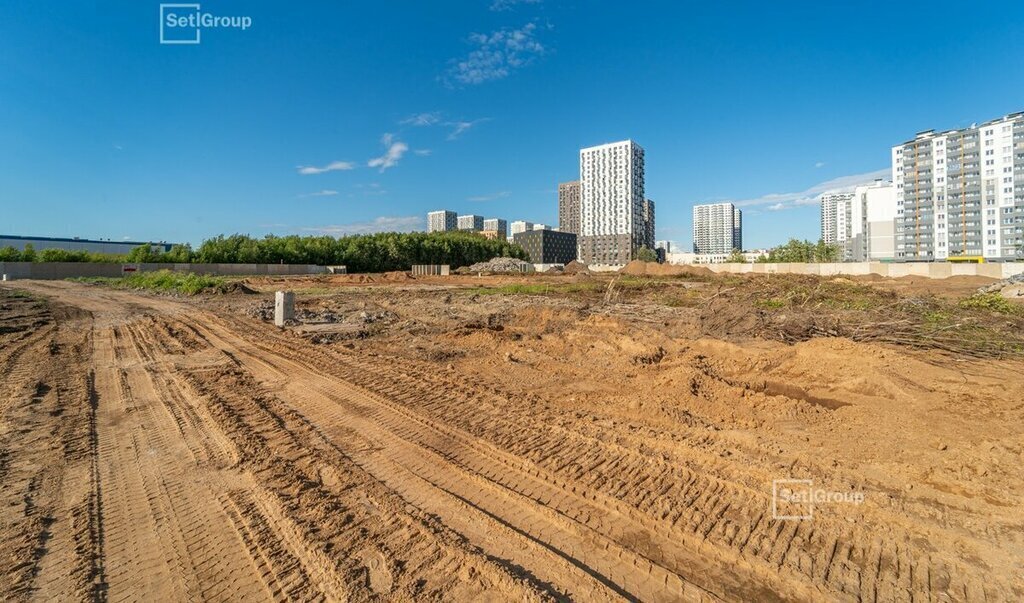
(2, 1), (1023, 249)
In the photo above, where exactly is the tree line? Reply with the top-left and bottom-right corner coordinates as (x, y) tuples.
(0, 232), (528, 272)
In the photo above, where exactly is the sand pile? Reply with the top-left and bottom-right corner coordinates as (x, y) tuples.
(619, 260), (713, 277)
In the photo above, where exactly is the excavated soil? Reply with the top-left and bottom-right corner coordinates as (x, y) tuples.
(1, 275), (1022, 602)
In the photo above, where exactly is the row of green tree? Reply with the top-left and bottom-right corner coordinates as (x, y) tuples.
(723, 239), (842, 263)
(1, 232), (528, 272)
(0, 243), (193, 264)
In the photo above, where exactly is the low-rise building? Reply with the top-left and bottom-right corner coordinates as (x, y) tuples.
(513, 230), (578, 264)
(0, 234), (174, 255)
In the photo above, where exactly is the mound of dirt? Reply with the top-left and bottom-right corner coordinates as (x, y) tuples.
(563, 260), (591, 275)
(619, 260), (713, 277)
(221, 281), (258, 294)
(466, 257), (533, 273)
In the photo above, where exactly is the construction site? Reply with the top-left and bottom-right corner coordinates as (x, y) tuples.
(2, 262), (1023, 602)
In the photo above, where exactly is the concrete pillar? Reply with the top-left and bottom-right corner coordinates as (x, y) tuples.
(274, 291), (294, 327)
(1, 274), (7, 281)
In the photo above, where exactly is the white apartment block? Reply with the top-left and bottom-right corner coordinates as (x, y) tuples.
(579, 140), (650, 265)
(427, 210), (457, 233)
(510, 220), (533, 235)
(482, 218), (507, 237)
(820, 192), (853, 247)
(849, 181), (897, 261)
(893, 111), (1024, 261)
(692, 202), (741, 254)
(457, 214), (484, 231)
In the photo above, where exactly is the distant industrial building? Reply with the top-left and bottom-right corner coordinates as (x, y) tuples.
(457, 214), (484, 231)
(482, 218), (508, 237)
(692, 202), (741, 254)
(428, 210), (457, 233)
(893, 111), (1024, 261)
(558, 181), (580, 235)
(579, 140), (652, 266)
(510, 220), (533, 235)
(0, 235), (174, 255)
(513, 229), (578, 265)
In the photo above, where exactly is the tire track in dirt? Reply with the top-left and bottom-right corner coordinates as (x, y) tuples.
(207, 309), (1003, 602)
(171, 309), (731, 601)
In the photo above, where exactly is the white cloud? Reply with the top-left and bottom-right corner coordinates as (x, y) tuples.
(467, 191), (511, 202)
(447, 23), (545, 85)
(297, 160), (356, 175)
(723, 168), (890, 212)
(490, 0), (541, 10)
(302, 215), (423, 236)
(414, 149), (432, 156)
(815, 161), (826, 168)
(367, 134), (409, 172)
(297, 189), (339, 198)
(401, 112), (441, 126)
(446, 118), (490, 140)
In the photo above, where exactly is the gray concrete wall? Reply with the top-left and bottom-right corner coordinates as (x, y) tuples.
(0, 262), (327, 280)
(697, 262), (1024, 280)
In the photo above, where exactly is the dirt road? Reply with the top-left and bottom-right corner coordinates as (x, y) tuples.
(2, 280), (1021, 601)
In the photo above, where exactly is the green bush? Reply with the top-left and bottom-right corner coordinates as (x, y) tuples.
(75, 270), (226, 296)
(958, 293), (1019, 315)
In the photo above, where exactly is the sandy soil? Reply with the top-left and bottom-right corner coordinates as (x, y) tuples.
(1, 275), (1022, 602)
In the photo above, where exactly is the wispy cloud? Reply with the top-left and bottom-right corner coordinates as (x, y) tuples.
(413, 149), (432, 156)
(401, 112), (441, 126)
(446, 118), (490, 140)
(467, 190), (511, 202)
(302, 215), (423, 236)
(297, 189), (339, 198)
(814, 161), (826, 168)
(722, 168), (890, 211)
(446, 23), (545, 85)
(490, 0), (541, 10)
(367, 133), (409, 172)
(297, 160), (356, 175)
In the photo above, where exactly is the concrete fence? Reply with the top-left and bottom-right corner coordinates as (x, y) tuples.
(697, 261), (1024, 280)
(0, 262), (327, 280)
(411, 265), (450, 276)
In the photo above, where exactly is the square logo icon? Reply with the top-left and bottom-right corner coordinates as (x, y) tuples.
(160, 4), (201, 45)
(772, 479), (813, 520)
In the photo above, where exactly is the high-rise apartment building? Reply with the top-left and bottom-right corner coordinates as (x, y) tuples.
(578, 140), (649, 265)
(821, 182), (898, 261)
(692, 203), (741, 254)
(427, 210), (457, 233)
(457, 214), (484, 231)
(820, 192), (853, 247)
(642, 199), (655, 251)
(893, 111), (1024, 261)
(482, 218), (508, 237)
(558, 181), (581, 235)
(848, 181), (898, 261)
(510, 220), (533, 235)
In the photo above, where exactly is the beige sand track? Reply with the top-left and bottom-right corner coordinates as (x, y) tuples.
(2, 279), (1021, 601)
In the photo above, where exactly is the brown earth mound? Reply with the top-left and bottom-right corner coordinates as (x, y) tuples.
(619, 260), (714, 277)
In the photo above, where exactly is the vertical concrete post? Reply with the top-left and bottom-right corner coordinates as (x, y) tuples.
(1, 274), (7, 281)
(274, 291), (294, 327)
